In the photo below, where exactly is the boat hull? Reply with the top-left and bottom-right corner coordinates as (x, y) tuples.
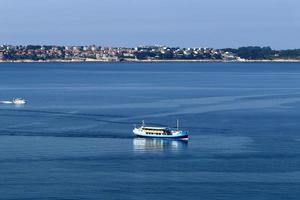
(133, 128), (189, 140)
(135, 134), (189, 140)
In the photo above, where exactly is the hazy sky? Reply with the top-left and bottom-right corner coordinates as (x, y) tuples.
(0, 0), (299, 49)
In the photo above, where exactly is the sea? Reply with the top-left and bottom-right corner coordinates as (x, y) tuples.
(1, 62), (300, 200)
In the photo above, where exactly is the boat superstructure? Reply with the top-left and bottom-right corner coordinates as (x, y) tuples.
(133, 120), (188, 140)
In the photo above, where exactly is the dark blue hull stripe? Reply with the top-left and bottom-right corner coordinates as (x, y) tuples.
(135, 135), (188, 139)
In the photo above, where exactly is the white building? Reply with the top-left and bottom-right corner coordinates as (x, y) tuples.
(0, 51), (4, 60)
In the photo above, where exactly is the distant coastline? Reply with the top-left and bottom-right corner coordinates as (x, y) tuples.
(1, 59), (300, 63)
(1, 45), (300, 63)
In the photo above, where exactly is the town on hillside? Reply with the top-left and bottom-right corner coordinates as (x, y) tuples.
(0, 45), (299, 62)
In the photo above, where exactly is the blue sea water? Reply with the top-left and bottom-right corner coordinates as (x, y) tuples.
(1, 62), (300, 199)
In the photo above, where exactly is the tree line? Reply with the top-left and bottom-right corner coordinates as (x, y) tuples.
(223, 46), (300, 60)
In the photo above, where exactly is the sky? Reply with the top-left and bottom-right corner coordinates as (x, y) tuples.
(0, 0), (299, 49)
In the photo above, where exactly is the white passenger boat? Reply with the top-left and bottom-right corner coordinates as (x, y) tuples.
(133, 120), (189, 140)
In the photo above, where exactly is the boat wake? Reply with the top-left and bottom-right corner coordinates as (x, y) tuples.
(0, 108), (168, 126)
(0, 107), (179, 140)
(0, 128), (134, 139)
(0, 101), (13, 104)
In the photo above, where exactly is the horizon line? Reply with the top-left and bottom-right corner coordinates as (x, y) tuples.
(1, 44), (299, 51)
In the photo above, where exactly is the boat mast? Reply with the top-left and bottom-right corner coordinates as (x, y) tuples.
(142, 120), (145, 127)
(177, 119), (179, 130)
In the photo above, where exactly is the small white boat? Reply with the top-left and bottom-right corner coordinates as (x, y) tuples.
(12, 98), (26, 105)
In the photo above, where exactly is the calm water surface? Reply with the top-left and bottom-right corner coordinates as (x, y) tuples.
(1, 62), (300, 199)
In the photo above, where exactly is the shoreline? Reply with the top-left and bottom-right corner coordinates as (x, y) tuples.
(1, 59), (300, 63)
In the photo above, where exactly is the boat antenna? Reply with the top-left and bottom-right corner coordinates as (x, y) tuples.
(177, 119), (179, 130)
(142, 120), (145, 127)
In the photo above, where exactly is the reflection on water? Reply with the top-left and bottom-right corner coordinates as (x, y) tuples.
(133, 138), (188, 152)
(14, 104), (25, 108)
